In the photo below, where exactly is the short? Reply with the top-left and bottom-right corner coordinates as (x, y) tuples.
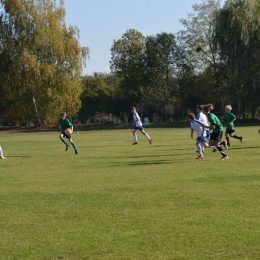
(134, 126), (144, 131)
(210, 131), (223, 142)
(225, 129), (235, 135)
(206, 129), (211, 138)
(61, 132), (71, 139)
(197, 136), (207, 142)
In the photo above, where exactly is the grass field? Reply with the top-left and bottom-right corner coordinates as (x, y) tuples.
(1, 125), (260, 259)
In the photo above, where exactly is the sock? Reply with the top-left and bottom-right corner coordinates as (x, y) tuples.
(145, 133), (151, 140)
(205, 144), (215, 148)
(60, 137), (68, 146)
(219, 141), (224, 145)
(217, 147), (227, 157)
(197, 144), (203, 156)
(233, 135), (241, 139)
(70, 141), (77, 150)
(0, 146), (3, 158)
(134, 135), (138, 142)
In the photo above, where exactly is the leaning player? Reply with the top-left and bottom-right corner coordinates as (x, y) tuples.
(202, 105), (229, 160)
(59, 112), (78, 154)
(219, 105), (243, 148)
(188, 113), (215, 159)
(132, 107), (152, 145)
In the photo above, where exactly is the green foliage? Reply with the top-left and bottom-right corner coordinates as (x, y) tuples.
(0, 0), (88, 125)
(78, 75), (116, 123)
(214, 0), (260, 117)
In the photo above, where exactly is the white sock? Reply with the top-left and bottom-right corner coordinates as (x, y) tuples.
(0, 146), (3, 158)
(134, 135), (138, 142)
(197, 144), (203, 156)
(205, 144), (216, 148)
(145, 133), (151, 140)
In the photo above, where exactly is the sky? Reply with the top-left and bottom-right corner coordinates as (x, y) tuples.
(64, 0), (224, 76)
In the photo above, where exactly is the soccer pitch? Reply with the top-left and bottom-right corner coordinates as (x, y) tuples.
(1, 126), (260, 259)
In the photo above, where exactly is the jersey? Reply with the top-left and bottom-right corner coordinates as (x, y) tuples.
(190, 119), (206, 137)
(133, 112), (142, 127)
(59, 118), (72, 132)
(197, 112), (209, 126)
(224, 112), (236, 130)
(207, 113), (223, 132)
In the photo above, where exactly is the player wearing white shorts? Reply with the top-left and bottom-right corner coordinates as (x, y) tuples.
(188, 113), (215, 159)
(132, 107), (152, 145)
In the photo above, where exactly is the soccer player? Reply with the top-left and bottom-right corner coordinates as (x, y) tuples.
(196, 105), (210, 140)
(132, 107), (152, 145)
(0, 145), (6, 159)
(188, 113), (215, 159)
(59, 112), (78, 154)
(202, 105), (229, 160)
(219, 105), (243, 147)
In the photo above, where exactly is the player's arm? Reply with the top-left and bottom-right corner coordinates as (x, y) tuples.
(228, 117), (236, 124)
(71, 125), (74, 133)
(191, 129), (194, 138)
(209, 124), (216, 130)
(201, 125), (206, 137)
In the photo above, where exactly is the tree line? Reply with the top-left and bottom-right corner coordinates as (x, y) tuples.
(1, 0), (260, 126)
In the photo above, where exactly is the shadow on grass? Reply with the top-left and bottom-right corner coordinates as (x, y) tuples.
(226, 146), (260, 150)
(110, 158), (196, 166)
(6, 155), (31, 158)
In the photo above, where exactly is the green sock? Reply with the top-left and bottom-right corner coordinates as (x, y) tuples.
(60, 137), (68, 146)
(71, 141), (77, 150)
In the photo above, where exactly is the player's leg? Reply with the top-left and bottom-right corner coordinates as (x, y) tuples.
(214, 132), (228, 160)
(230, 130), (243, 143)
(196, 140), (203, 159)
(219, 131), (228, 149)
(0, 145), (6, 159)
(59, 132), (69, 150)
(68, 137), (78, 154)
(141, 129), (152, 144)
(132, 128), (138, 145)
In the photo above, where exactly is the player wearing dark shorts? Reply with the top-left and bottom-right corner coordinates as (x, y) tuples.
(219, 105), (243, 147)
(203, 105), (229, 160)
(59, 112), (78, 154)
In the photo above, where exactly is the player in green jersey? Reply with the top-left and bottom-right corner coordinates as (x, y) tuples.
(59, 112), (78, 154)
(203, 105), (229, 160)
(219, 105), (243, 148)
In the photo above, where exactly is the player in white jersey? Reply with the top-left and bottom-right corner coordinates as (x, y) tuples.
(188, 113), (215, 159)
(132, 107), (152, 145)
(196, 105), (210, 139)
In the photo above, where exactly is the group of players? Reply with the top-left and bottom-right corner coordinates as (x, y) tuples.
(0, 104), (248, 160)
(188, 103), (243, 160)
(58, 104), (243, 160)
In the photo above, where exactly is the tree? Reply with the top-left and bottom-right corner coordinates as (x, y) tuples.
(0, 0), (89, 125)
(214, 0), (260, 117)
(78, 75), (115, 123)
(110, 29), (146, 113)
(176, 0), (228, 115)
(143, 33), (178, 121)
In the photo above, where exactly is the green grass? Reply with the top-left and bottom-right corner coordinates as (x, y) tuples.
(1, 126), (260, 259)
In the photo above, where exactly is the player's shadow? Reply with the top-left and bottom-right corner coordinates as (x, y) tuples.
(227, 146), (260, 150)
(6, 155), (31, 158)
(110, 159), (195, 166)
